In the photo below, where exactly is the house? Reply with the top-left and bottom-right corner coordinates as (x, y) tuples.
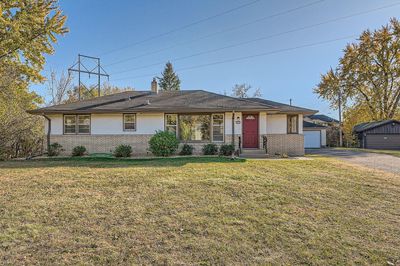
(28, 81), (317, 156)
(353, 120), (400, 150)
(304, 114), (339, 147)
(303, 121), (327, 148)
(304, 114), (339, 126)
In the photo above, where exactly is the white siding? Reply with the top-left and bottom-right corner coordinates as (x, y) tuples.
(321, 129), (327, 146)
(224, 112), (242, 135)
(266, 114), (287, 134)
(298, 114), (303, 134)
(91, 113), (164, 134)
(45, 114), (63, 135)
(259, 112), (267, 135)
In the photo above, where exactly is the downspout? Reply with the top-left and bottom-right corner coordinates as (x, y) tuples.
(43, 114), (51, 154)
(232, 111), (235, 147)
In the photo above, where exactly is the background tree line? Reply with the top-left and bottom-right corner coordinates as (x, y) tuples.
(315, 18), (400, 146)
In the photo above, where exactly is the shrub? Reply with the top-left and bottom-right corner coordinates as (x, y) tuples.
(219, 144), (235, 156)
(179, 144), (194, 156)
(202, 143), (218, 155)
(47, 142), (63, 157)
(148, 131), (179, 157)
(72, 145), (87, 156)
(114, 144), (132, 157)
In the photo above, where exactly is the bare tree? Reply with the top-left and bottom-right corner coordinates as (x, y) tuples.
(47, 70), (73, 105)
(231, 83), (262, 98)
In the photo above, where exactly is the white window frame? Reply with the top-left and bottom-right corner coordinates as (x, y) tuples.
(287, 114), (299, 134)
(212, 113), (225, 142)
(63, 114), (91, 135)
(123, 113), (136, 131)
(165, 114), (178, 136)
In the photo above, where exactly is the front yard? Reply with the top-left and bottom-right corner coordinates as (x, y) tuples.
(0, 157), (399, 264)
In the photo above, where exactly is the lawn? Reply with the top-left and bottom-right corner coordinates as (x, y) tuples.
(0, 157), (399, 265)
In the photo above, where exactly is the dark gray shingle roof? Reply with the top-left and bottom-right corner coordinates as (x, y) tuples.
(308, 114), (339, 123)
(28, 90), (317, 115)
(247, 98), (317, 115)
(353, 120), (400, 133)
(303, 121), (326, 129)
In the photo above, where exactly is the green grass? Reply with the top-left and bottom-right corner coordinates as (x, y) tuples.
(334, 147), (400, 157)
(0, 157), (399, 264)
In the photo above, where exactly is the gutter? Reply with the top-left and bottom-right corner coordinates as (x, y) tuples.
(42, 114), (51, 153)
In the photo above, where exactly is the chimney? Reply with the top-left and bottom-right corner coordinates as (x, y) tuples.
(151, 78), (158, 94)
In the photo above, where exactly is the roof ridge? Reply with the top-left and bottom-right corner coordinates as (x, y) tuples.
(202, 90), (279, 110)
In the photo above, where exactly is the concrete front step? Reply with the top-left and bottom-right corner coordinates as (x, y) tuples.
(239, 149), (268, 158)
(240, 149), (266, 154)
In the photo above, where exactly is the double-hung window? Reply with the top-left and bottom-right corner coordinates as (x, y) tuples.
(64, 115), (90, 134)
(165, 114), (178, 136)
(123, 114), (136, 131)
(212, 114), (224, 142)
(287, 115), (298, 134)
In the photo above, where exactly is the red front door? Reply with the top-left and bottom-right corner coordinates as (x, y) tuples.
(242, 114), (259, 148)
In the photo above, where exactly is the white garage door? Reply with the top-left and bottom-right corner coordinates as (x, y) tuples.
(304, 131), (321, 148)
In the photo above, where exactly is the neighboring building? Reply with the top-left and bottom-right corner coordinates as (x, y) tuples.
(28, 84), (317, 156)
(304, 114), (339, 126)
(303, 121), (327, 148)
(353, 120), (400, 150)
(304, 114), (339, 147)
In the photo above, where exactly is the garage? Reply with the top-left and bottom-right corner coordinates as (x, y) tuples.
(354, 120), (400, 150)
(303, 121), (327, 148)
(365, 135), (400, 150)
(304, 131), (321, 148)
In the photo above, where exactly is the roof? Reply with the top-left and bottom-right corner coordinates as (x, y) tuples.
(247, 98), (317, 115)
(28, 90), (318, 115)
(308, 114), (339, 123)
(353, 120), (400, 133)
(303, 121), (327, 129)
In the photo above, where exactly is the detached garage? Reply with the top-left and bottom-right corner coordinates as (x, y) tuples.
(303, 121), (327, 148)
(354, 120), (400, 150)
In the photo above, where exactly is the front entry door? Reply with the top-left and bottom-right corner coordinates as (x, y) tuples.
(242, 114), (259, 148)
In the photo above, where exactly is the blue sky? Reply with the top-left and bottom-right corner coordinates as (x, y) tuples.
(34, 0), (400, 117)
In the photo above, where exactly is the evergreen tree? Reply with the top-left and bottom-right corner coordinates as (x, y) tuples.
(157, 62), (180, 91)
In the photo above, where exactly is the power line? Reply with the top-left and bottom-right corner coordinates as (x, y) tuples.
(104, 0), (326, 67)
(98, 0), (263, 56)
(112, 34), (356, 82)
(110, 2), (400, 76)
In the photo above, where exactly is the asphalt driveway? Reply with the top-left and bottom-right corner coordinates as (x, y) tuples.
(306, 148), (400, 175)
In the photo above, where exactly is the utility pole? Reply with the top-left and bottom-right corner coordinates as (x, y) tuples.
(68, 54), (109, 101)
(338, 89), (343, 147)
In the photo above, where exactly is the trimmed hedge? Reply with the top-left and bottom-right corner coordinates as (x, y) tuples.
(72, 146), (87, 156)
(48, 143), (63, 157)
(114, 144), (132, 157)
(179, 144), (194, 156)
(149, 131), (179, 157)
(219, 144), (235, 156)
(202, 143), (219, 155)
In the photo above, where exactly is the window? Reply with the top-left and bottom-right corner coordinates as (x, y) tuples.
(165, 113), (224, 142)
(165, 114), (177, 136)
(64, 115), (90, 134)
(287, 115), (298, 134)
(123, 114), (136, 131)
(179, 115), (211, 141)
(212, 114), (224, 142)
(78, 115), (90, 134)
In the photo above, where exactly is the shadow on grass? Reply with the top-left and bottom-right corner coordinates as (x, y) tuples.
(0, 156), (246, 169)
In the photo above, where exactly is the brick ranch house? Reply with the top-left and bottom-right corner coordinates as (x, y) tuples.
(28, 82), (317, 156)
